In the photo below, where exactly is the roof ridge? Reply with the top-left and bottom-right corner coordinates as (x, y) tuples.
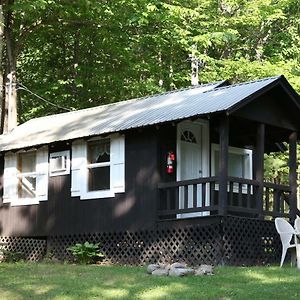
(21, 80), (226, 125)
(202, 75), (282, 94)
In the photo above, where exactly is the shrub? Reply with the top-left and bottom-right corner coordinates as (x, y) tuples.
(67, 242), (104, 264)
(1, 250), (24, 263)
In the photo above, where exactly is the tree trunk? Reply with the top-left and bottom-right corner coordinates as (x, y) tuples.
(0, 4), (4, 133)
(3, 0), (17, 133)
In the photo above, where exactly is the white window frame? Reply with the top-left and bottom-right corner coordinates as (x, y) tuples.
(211, 144), (253, 193)
(18, 151), (37, 201)
(71, 134), (125, 200)
(83, 137), (113, 199)
(3, 147), (49, 206)
(49, 150), (70, 176)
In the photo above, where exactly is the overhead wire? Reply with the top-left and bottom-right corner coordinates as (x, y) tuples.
(17, 82), (74, 112)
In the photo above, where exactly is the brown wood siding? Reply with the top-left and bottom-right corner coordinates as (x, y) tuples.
(0, 127), (168, 237)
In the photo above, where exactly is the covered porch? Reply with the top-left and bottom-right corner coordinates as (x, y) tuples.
(157, 79), (300, 222)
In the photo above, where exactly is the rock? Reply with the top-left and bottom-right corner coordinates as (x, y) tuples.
(169, 268), (194, 277)
(195, 264), (214, 276)
(147, 264), (160, 274)
(159, 263), (171, 270)
(170, 262), (187, 269)
(151, 268), (169, 276)
(200, 264), (213, 274)
(194, 269), (205, 276)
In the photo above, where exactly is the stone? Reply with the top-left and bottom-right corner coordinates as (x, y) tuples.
(194, 269), (205, 276)
(169, 268), (194, 277)
(147, 264), (160, 274)
(195, 264), (214, 276)
(170, 262), (187, 269)
(151, 268), (169, 276)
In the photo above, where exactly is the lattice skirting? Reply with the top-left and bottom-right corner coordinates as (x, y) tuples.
(48, 222), (223, 266)
(0, 216), (282, 265)
(0, 236), (46, 261)
(222, 217), (282, 265)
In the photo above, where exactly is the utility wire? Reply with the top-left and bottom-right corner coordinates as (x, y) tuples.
(17, 83), (74, 112)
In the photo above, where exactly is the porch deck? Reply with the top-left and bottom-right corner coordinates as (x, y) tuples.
(158, 176), (294, 220)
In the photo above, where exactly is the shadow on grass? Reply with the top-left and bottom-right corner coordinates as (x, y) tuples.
(0, 263), (300, 300)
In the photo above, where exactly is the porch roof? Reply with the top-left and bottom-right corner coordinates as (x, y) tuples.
(0, 75), (298, 152)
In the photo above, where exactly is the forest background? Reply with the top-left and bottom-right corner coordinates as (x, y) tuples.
(1, 0), (300, 184)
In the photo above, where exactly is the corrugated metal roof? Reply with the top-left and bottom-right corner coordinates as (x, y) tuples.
(0, 76), (282, 152)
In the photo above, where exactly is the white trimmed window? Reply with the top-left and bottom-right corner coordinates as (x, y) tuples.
(71, 134), (125, 200)
(211, 144), (253, 179)
(211, 144), (252, 194)
(3, 147), (49, 206)
(87, 139), (110, 191)
(18, 151), (37, 199)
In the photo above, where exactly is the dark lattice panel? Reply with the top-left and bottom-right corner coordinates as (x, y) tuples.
(0, 217), (283, 265)
(0, 236), (46, 261)
(222, 216), (281, 265)
(48, 223), (223, 266)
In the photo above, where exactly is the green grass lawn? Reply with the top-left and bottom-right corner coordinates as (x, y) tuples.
(0, 263), (300, 300)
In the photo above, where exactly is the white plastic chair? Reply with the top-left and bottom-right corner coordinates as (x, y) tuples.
(294, 218), (300, 235)
(275, 218), (297, 267)
(293, 218), (300, 268)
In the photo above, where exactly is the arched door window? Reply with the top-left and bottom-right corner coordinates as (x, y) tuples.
(181, 130), (197, 143)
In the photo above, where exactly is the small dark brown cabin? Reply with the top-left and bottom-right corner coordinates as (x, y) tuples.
(0, 75), (299, 265)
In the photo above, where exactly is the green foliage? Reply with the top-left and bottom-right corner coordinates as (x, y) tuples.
(4, 0), (298, 122)
(264, 151), (289, 184)
(1, 250), (24, 263)
(67, 241), (104, 264)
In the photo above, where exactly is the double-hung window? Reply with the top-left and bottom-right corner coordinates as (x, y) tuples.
(71, 134), (125, 200)
(3, 147), (49, 206)
(87, 139), (110, 191)
(18, 152), (37, 199)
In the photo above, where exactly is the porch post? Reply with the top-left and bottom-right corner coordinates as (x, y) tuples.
(256, 123), (265, 218)
(289, 131), (297, 223)
(218, 115), (229, 216)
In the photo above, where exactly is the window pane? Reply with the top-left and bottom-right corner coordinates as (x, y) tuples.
(18, 152), (37, 199)
(19, 152), (36, 173)
(228, 153), (244, 178)
(88, 139), (110, 164)
(88, 166), (110, 191)
(19, 176), (36, 198)
(214, 150), (248, 178)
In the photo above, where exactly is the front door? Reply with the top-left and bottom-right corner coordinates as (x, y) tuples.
(177, 120), (209, 218)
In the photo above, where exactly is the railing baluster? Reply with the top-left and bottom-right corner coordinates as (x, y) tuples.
(175, 186), (179, 210)
(210, 181), (215, 206)
(280, 191), (284, 214)
(193, 184), (197, 208)
(184, 185), (188, 209)
(158, 188), (163, 211)
(273, 189), (280, 215)
(229, 181), (233, 206)
(247, 184), (251, 208)
(166, 188), (171, 211)
(265, 187), (269, 212)
(238, 183), (243, 207)
(202, 183), (206, 207)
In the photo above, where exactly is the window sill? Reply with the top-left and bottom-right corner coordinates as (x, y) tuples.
(3, 198), (40, 206)
(80, 189), (115, 200)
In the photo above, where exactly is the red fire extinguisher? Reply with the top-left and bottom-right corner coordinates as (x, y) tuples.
(167, 151), (175, 174)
